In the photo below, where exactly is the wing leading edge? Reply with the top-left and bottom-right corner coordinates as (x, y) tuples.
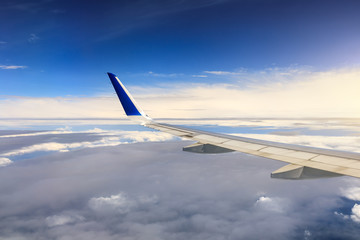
(107, 72), (360, 180)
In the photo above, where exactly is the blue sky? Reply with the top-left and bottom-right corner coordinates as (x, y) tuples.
(2, 2), (360, 238)
(1, 0), (360, 98)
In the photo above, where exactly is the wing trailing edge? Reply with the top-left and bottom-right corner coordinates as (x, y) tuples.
(107, 73), (360, 180)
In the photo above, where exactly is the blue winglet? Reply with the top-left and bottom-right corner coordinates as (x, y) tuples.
(107, 72), (142, 116)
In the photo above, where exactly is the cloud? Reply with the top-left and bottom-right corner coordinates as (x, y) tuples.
(341, 187), (360, 201)
(0, 138), (357, 239)
(0, 41), (6, 44)
(0, 157), (12, 167)
(88, 192), (136, 215)
(4, 1), (50, 13)
(28, 33), (39, 43)
(46, 213), (84, 227)
(255, 196), (285, 213)
(304, 230), (312, 240)
(1, 116), (360, 238)
(95, 0), (230, 41)
(1, 66), (360, 118)
(0, 130), (73, 138)
(0, 65), (27, 69)
(203, 70), (237, 75)
(0, 130), (175, 159)
(148, 71), (182, 77)
(351, 204), (360, 223)
(231, 133), (360, 153)
(336, 203), (360, 224)
(192, 75), (208, 78)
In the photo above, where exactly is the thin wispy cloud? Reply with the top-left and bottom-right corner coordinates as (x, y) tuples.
(95, 0), (231, 41)
(28, 33), (39, 43)
(0, 130), (175, 163)
(203, 70), (237, 75)
(148, 71), (182, 77)
(0, 65), (27, 70)
(46, 212), (84, 227)
(231, 133), (360, 153)
(192, 74), (208, 78)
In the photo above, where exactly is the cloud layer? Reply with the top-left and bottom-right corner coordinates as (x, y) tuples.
(1, 119), (360, 239)
(0, 140), (359, 240)
(1, 66), (360, 118)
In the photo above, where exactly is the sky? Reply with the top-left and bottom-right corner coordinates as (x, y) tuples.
(2, 0), (360, 239)
(0, 0), (360, 118)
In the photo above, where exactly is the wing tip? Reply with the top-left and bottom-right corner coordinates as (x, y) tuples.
(107, 72), (116, 77)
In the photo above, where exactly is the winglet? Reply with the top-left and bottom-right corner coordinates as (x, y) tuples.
(107, 72), (152, 123)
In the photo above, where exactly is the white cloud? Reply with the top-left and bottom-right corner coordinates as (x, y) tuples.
(0, 130), (73, 138)
(351, 204), (360, 223)
(88, 192), (135, 214)
(341, 187), (360, 201)
(1, 66), (359, 118)
(255, 196), (284, 213)
(0, 41), (6, 44)
(0, 96), (122, 118)
(88, 192), (159, 216)
(148, 71), (181, 77)
(231, 133), (360, 153)
(0, 65), (27, 69)
(0, 158), (12, 167)
(45, 213), (84, 227)
(0, 130), (175, 158)
(334, 211), (350, 220)
(0, 139), (354, 239)
(192, 75), (208, 78)
(203, 70), (235, 75)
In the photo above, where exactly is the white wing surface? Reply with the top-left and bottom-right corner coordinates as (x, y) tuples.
(107, 72), (360, 179)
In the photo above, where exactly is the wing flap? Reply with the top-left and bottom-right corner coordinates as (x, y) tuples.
(107, 72), (360, 179)
(271, 164), (342, 179)
(148, 124), (360, 178)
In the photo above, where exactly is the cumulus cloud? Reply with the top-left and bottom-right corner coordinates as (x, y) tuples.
(0, 157), (12, 166)
(341, 187), (360, 201)
(46, 212), (84, 227)
(89, 192), (136, 215)
(336, 203), (360, 224)
(351, 204), (360, 223)
(255, 196), (285, 213)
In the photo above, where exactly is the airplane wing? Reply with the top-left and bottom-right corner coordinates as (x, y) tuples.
(107, 72), (360, 180)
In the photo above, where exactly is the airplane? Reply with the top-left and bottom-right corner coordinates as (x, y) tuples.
(107, 72), (360, 180)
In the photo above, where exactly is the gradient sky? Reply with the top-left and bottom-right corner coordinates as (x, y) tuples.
(2, 2), (360, 238)
(1, 0), (360, 98)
